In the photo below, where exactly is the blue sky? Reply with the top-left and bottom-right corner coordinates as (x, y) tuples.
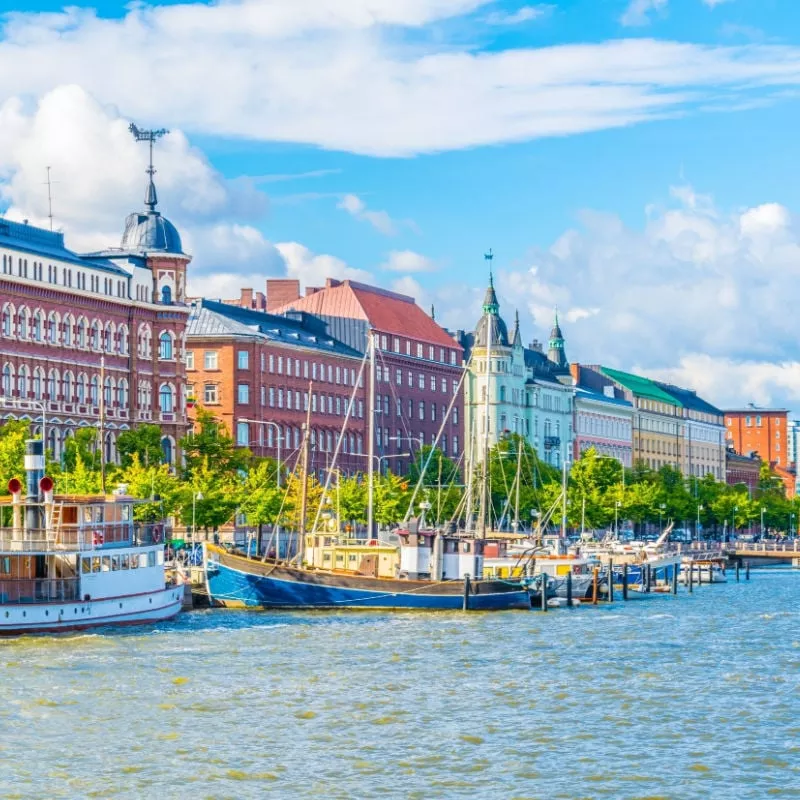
(2, 0), (800, 409)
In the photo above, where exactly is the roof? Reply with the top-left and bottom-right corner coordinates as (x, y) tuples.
(656, 383), (722, 416)
(574, 386), (633, 409)
(0, 217), (128, 276)
(275, 279), (459, 349)
(601, 367), (680, 406)
(474, 312), (509, 349)
(724, 407), (790, 415)
(524, 347), (567, 380)
(187, 299), (362, 358)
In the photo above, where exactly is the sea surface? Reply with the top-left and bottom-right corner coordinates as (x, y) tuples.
(1, 568), (800, 799)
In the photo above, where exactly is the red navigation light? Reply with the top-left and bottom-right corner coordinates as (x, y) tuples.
(39, 476), (54, 493)
(7, 478), (22, 494)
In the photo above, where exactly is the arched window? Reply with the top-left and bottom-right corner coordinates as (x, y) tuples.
(63, 314), (73, 347)
(1, 304), (13, 337)
(18, 307), (28, 339)
(159, 384), (174, 413)
(32, 310), (43, 342)
(104, 322), (114, 353)
(1, 364), (13, 396)
(161, 285), (172, 304)
(17, 366), (29, 398)
(159, 331), (173, 360)
(89, 321), (100, 350)
(117, 379), (128, 409)
(77, 374), (87, 404)
(76, 317), (87, 349)
(63, 371), (74, 403)
(33, 368), (43, 400)
(104, 433), (115, 465)
(48, 369), (59, 400)
(161, 437), (173, 464)
(104, 377), (114, 407)
(118, 324), (128, 355)
(138, 324), (152, 358)
(47, 311), (59, 345)
(89, 375), (99, 405)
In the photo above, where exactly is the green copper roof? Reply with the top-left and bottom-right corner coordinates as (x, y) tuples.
(601, 367), (681, 406)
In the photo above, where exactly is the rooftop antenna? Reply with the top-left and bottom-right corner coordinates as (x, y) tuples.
(43, 166), (59, 232)
(129, 123), (169, 212)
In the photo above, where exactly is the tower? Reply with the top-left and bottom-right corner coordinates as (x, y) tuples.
(547, 309), (568, 371)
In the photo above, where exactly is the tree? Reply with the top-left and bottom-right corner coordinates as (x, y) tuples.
(406, 445), (460, 487)
(180, 407), (250, 479)
(59, 453), (103, 495)
(117, 454), (180, 523)
(239, 459), (284, 551)
(0, 419), (29, 495)
(62, 427), (101, 472)
(374, 472), (411, 528)
(335, 476), (367, 530)
(177, 457), (241, 533)
(117, 424), (164, 468)
(279, 469), (323, 532)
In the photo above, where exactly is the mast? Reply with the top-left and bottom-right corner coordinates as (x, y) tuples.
(297, 381), (313, 563)
(479, 249), (494, 539)
(367, 330), (376, 539)
(560, 449), (567, 539)
(99, 354), (107, 494)
(514, 435), (522, 532)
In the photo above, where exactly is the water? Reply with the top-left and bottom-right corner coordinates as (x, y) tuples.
(1, 569), (800, 799)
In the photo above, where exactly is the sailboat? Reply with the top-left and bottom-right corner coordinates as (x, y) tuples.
(203, 321), (531, 611)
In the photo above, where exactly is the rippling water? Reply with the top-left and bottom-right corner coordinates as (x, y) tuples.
(2, 568), (800, 799)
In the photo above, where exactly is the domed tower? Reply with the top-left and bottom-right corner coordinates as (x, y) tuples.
(473, 272), (509, 350)
(547, 309), (568, 371)
(123, 125), (191, 305)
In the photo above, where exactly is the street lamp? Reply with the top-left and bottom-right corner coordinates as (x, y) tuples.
(390, 434), (424, 452)
(354, 453), (411, 474)
(658, 503), (666, 530)
(790, 512), (796, 538)
(615, 500), (622, 537)
(732, 504), (739, 541)
(696, 504), (703, 540)
(192, 491), (203, 542)
(761, 506), (767, 539)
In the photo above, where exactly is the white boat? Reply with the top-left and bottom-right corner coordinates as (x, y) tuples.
(0, 440), (183, 635)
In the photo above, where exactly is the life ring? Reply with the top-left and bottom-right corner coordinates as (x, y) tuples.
(152, 525), (162, 544)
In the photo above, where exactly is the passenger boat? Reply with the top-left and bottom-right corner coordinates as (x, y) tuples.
(0, 440), (183, 634)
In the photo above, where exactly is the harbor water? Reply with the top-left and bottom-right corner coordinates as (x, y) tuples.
(2, 568), (800, 799)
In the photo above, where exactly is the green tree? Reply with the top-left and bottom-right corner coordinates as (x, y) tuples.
(59, 453), (103, 494)
(374, 472), (411, 528)
(335, 476), (367, 531)
(117, 424), (164, 468)
(407, 445), (460, 486)
(239, 459), (284, 551)
(178, 457), (242, 533)
(0, 419), (29, 495)
(63, 428), (101, 472)
(180, 407), (250, 479)
(117, 454), (180, 522)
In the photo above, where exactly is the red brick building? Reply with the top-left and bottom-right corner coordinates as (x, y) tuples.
(724, 406), (790, 469)
(268, 278), (464, 474)
(725, 449), (761, 496)
(186, 299), (367, 479)
(0, 174), (191, 465)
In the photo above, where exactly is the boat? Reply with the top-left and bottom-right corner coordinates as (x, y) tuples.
(0, 440), (183, 634)
(680, 558), (727, 584)
(203, 329), (531, 612)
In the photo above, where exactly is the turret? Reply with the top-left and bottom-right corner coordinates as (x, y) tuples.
(547, 309), (568, 370)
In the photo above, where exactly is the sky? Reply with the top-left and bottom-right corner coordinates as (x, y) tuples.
(2, 0), (800, 411)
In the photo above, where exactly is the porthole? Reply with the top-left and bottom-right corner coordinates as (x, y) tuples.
(45, 611), (49, 616)
(149, 598), (152, 604)
(22, 611), (26, 617)
(4, 611), (8, 618)
(119, 603), (123, 609)
(74, 609), (78, 614)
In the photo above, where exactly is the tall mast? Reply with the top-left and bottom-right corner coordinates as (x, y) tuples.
(367, 330), (376, 539)
(560, 449), (568, 539)
(479, 249), (494, 539)
(99, 355), (106, 494)
(297, 381), (313, 562)
(514, 435), (522, 532)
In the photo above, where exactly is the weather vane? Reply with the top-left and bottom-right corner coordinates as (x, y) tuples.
(129, 123), (169, 211)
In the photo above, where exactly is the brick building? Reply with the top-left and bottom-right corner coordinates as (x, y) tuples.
(186, 299), (367, 478)
(724, 406), (789, 468)
(725, 449), (761, 496)
(0, 172), (191, 464)
(265, 278), (464, 476)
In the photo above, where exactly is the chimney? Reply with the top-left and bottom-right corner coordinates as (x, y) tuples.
(240, 288), (254, 309)
(530, 339), (543, 353)
(266, 279), (301, 312)
(325, 278), (341, 288)
(570, 363), (580, 385)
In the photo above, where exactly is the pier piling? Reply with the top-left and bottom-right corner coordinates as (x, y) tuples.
(592, 567), (599, 606)
(745, 561), (750, 581)
(735, 561), (740, 583)
(688, 563), (694, 593)
(672, 564), (678, 595)
(622, 563), (628, 601)
(645, 564), (652, 593)
(566, 571), (573, 607)
(462, 575), (471, 611)
(541, 573), (548, 612)
(607, 559), (613, 604)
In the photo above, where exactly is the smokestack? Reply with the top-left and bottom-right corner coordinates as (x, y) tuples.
(24, 440), (44, 533)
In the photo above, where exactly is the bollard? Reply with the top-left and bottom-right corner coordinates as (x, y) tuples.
(745, 561), (750, 581)
(462, 574), (471, 611)
(688, 563), (694, 593)
(566, 570), (573, 607)
(645, 564), (652, 593)
(592, 567), (599, 605)
(607, 559), (614, 604)
(735, 561), (740, 583)
(672, 563), (678, 595)
(540, 573), (548, 612)
(622, 563), (628, 601)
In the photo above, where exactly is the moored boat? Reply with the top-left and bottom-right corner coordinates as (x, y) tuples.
(0, 440), (183, 635)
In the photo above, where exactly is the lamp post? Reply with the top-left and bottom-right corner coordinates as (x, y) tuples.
(615, 500), (622, 537)
(696, 504), (703, 540)
(658, 503), (666, 530)
(192, 491), (203, 542)
(790, 512), (796, 539)
(353, 453), (409, 538)
(761, 506), (766, 539)
(732, 504), (738, 542)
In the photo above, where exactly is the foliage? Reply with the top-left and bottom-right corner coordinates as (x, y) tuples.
(179, 407), (250, 479)
(239, 459), (284, 528)
(406, 445), (460, 487)
(0, 420), (29, 495)
(62, 427), (101, 472)
(117, 424), (164, 468)
(177, 456), (241, 532)
(57, 453), (103, 495)
(373, 472), (411, 527)
(335, 476), (368, 529)
(117, 454), (180, 522)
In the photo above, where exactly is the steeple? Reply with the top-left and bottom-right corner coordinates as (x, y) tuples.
(482, 250), (499, 315)
(547, 308), (568, 369)
(512, 309), (522, 347)
(474, 250), (509, 348)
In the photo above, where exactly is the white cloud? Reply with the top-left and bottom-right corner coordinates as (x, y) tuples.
(485, 5), (552, 25)
(276, 242), (374, 289)
(480, 185), (800, 410)
(620, 0), (668, 27)
(703, 0), (733, 7)
(380, 249), (436, 273)
(2, 3), (800, 156)
(337, 194), (397, 235)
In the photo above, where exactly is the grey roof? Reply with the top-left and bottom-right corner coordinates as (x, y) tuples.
(575, 386), (633, 409)
(120, 177), (184, 255)
(474, 312), (509, 348)
(0, 217), (128, 276)
(655, 383), (723, 416)
(187, 299), (362, 357)
(524, 347), (565, 379)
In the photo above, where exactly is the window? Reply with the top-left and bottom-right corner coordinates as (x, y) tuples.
(419, 402), (425, 421)
(238, 350), (249, 369)
(278, 356), (283, 374)
(237, 384), (249, 404)
(416, 343), (423, 358)
(184, 351), (195, 370)
(237, 422), (249, 446)
(269, 354), (275, 373)
(430, 375), (436, 391)
(159, 384), (174, 413)
(408, 371), (413, 387)
(203, 383), (218, 404)
(204, 351), (218, 370)
(756, 415), (762, 427)
(261, 386), (266, 406)
(159, 332), (173, 360)
(269, 387), (275, 407)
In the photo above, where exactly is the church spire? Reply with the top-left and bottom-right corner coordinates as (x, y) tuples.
(512, 308), (522, 347)
(482, 249), (499, 314)
(547, 307), (568, 369)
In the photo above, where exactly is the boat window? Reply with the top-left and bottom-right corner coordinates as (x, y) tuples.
(148, 551), (156, 567)
(322, 553), (331, 562)
(121, 505), (131, 522)
(111, 555), (120, 571)
(462, 542), (471, 553)
(121, 554), (130, 569)
(0, 557), (9, 574)
(81, 558), (91, 574)
(83, 507), (92, 523)
(91, 557), (101, 573)
(335, 555), (344, 564)
(131, 554), (139, 570)
(156, 550), (164, 566)
(102, 556), (111, 572)
(348, 554), (358, 563)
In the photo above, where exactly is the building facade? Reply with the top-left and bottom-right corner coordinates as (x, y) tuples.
(0, 171), (191, 465)
(266, 278), (464, 476)
(186, 300), (367, 479)
(571, 381), (634, 467)
(724, 406), (790, 469)
(725, 449), (761, 496)
(456, 278), (574, 467)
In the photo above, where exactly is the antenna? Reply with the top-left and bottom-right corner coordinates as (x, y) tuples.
(129, 123), (169, 211)
(43, 166), (60, 232)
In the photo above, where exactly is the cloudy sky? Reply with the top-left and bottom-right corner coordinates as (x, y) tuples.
(2, 0), (800, 411)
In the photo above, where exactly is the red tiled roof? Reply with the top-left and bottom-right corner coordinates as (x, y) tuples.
(275, 280), (460, 349)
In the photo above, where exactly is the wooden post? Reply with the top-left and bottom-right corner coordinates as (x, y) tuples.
(607, 559), (613, 604)
(645, 564), (651, 593)
(745, 561), (750, 581)
(697, 562), (703, 586)
(566, 570), (573, 607)
(688, 562), (694, 593)
(592, 567), (599, 605)
(622, 563), (628, 601)
(671, 563), (678, 595)
(462, 575), (471, 611)
(540, 573), (548, 612)
(735, 560), (740, 583)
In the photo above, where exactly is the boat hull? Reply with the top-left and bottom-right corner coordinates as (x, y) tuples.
(205, 547), (530, 611)
(0, 586), (183, 636)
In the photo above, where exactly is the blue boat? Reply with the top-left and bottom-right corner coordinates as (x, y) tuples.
(204, 544), (531, 611)
(610, 556), (682, 590)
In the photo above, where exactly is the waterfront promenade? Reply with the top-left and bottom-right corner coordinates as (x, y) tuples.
(1, 567), (798, 798)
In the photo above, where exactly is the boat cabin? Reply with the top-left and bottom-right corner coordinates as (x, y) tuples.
(303, 534), (399, 578)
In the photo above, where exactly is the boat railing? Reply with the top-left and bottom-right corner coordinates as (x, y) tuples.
(0, 521), (169, 552)
(0, 577), (80, 604)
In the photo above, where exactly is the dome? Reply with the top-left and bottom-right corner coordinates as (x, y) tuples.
(121, 210), (183, 254)
(474, 313), (509, 348)
(120, 176), (184, 255)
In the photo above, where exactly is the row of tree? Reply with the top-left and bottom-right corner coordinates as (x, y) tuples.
(0, 410), (796, 537)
